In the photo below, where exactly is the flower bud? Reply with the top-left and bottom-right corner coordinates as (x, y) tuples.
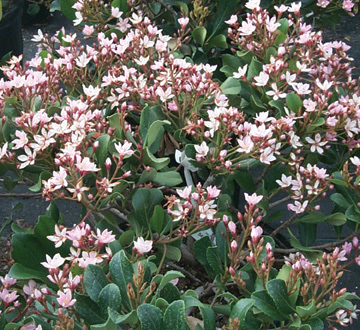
(231, 240), (238, 253)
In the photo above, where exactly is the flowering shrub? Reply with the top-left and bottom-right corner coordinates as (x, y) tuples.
(0, 0), (360, 329)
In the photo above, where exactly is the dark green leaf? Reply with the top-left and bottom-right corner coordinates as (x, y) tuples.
(228, 298), (255, 330)
(83, 265), (108, 302)
(60, 0), (76, 20)
(160, 283), (180, 304)
(75, 293), (107, 325)
(220, 77), (241, 95)
(206, 246), (224, 275)
(192, 27), (207, 46)
(200, 306), (215, 330)
(299, 223), (317, 247)
(137, 304), (163, 330)
(98, 284), (122, 316)
(109, 251), (134, 312)
(154, 171), (183, 186)
(286, 93), (302, 113)
(151, 205), (165, 234)
(163, 300), (189, 330)
(252, 290), (289, 321)
(267, 279), (295, 315)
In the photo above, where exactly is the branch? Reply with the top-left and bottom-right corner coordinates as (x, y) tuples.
(167, 261), (202, 283)
(0, 193), (42, 198)
(274, 229), (360, 254)
(270, 213), (298, 238)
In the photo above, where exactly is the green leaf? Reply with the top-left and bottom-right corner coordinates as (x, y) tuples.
(154, 171), (183, 186)
(288, 230), (322, 254)
(216, 221), (228, 263)
(286, 93), (302, 113)
(132, 188), (163, 229)
(324, 213), (346, 226)
(109, 309), (138, 325)
(163, 300), (190, 330)
(98, 284), (122, 316)
(140, 105), (160, 141)
(28, 171), (51, 192)
(60, 0), (76, 20)
(194, 236), (212, 265)
(252, 290), (289, 321)
(109, 251), (134, 312)
(8, 263), (46, 282)
(295, 212), (326, 224)
(108, 113), (123, 138)
(142, 147), (170, 170)
(160, 283), (180, 304)
(220, 77), (241, 95)
(74, 293), (107, 324)
(83, 265), (108, 302)
(151, 205), (165, 234)
(345, 205), (360, 223)
(246, 57), (263, 82)
(95, 134), (110, 169)
(90, 317), (118, 330)
(267, 279), (295, 315)
(200, 306), (215, 330)
(192, 27), (207, 46)
(296, 300), (316, 319)
(276, 265), (300, 306)
(145, 120), (170, 153)
(330, 193), (351, 209)
(304, 317), (324, 330)
(228, 298), (255, 330)
(299, 222), (317, 247)
(208, 0), (237, 39)
(208, 34), (228, 49)
(206, 246), (224, 275)
(157, 270), (184, 292)
(137, 304), (164, 330)
(111, 0), (128, 12)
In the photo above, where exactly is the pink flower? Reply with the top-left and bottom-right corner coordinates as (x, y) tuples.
(134, 237), (153, 255)
(41, 253), (65, 269)
(47, 225), (67, 248)
(0, 288), (19, 304)
(0, 274), (17, 288)
(76, 156), (100, 174)
(206, 186), (221, 199)
(114, 140), (134, 159)
(12, 130), (28, 150)
(57, 290), (76, 308)
(225, 15), (238, 25)
(343, 0), (354, 11)
(178, 17), (189, 28)
(244, 193), (263, 206)
(83, 25), (94, 35)
(251, 226), (263, 244)
(94, 228), (116, 246)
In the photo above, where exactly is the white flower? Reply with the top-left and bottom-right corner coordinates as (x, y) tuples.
(305, 133), (327, 154)
(244, 193), (263, 206)
(287, 200), (309, 214)
(233, 65), (248, 78)
(134, 237), (153, 255)
(194, 141), (209, 160)
(254, 72), (269, 86)
(245, 0), (261, 10)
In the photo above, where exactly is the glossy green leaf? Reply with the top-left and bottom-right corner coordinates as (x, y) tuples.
(75, 293), (107, 325)
(60, 0), (76, 20)
(142, 147), (170, 170)
(83, 265), (108, 302)
(95, 134), (110, 169)
(192, 27), (207, 46)
(296, 300), (316, 319)
(286, 93), (302, 113)
(220, 77), (241, 95)
(324, 213), (346, 226)
(228, 298), (255, 330)
(267, 279), (295, 315)
(163, 300), (190, 330)
(160, 283), (180, 304)
(90, 317), (118, 330)
(109, 309), (138, 325)
(206, 246), (224, 275)
(98, 284), (122, 316)
(252, 290), (289, 321)
(153, 171), (183, 186)
(200, 306), (216, 330)
(208, 34), (228, 49)
(109, 251), (134, 312)
(157, 270), (184, 292)
(151, 205), (165, 234)
(137, 304), (164, 330)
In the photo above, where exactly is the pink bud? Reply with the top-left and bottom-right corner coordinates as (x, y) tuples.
(353, 237), (358, 248)
(231, 240), (238, 253)
(228, 221), (237, 235)
(229, 267), (236, 276)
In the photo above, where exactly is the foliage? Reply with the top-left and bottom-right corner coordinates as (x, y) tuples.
(0, 0), (360, 329)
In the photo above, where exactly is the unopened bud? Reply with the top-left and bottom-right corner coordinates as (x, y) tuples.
(230, 240), (238, 253)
